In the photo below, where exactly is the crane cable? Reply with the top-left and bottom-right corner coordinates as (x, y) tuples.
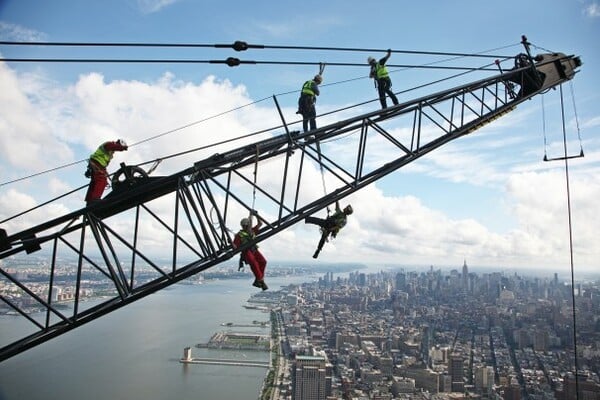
(541, 83), (583, 395)
(0, 39), (515, 59)
(559, 83), (581, 398)
(542, 83), (585, 161)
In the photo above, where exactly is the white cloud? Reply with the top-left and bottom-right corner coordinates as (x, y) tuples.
(136, 0), (178, 14)
(252, 16), (345, 39)
(0, 62), (74, 171)
(0, 22), (47, 41)
(0, 189), (69, 233)
(584, 2), (600, 17)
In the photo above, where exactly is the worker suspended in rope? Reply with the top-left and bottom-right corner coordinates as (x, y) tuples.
(233, 210), (268, 290)
(305, 201), (353, 259)
(368, 49), (399, 109)
(84, 139), (128, 206)
(297, 74), (322, 133)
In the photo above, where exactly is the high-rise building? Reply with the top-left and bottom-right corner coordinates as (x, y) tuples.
(563, 374), (600, 400)
(448, 353), (464, 393)
(474, 366), (494, 394)
(292, 355), (329, 400)
(421, 325), (431, 365)
(462, 259), (469, 289)
(503, 383), (521, 400)
(395, 273), (406, 291)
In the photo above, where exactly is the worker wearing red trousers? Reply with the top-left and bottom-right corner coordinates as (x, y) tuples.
(233, 211), (268, 290)
(84, 139), (128, 205)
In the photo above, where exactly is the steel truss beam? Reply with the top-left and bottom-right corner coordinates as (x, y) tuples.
(0, 51), (581, 361)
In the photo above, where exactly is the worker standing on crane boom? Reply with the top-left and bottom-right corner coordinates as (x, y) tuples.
(297, 74), (322, 133)
(85, 139), (128, 205)
(368, 49), (399, 109)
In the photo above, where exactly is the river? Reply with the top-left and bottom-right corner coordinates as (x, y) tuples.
(0, 274), (315, 400)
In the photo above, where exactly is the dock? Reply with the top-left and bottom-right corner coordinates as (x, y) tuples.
(179, 357), (269, 368)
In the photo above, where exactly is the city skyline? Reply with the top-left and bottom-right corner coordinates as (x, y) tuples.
(1, 260), (599, 399)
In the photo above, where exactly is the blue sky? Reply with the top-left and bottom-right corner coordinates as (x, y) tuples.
(0, 0), (599, 275)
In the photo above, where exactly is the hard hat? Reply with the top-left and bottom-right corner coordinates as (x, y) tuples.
(344, 205), (353, 215)
(240, 218), (250, 227)
(367, 56), (375, 64)
(314, 74), (322, 83)
(117, 139), (127, 147)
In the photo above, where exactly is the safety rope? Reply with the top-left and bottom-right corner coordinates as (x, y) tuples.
(542, 94), (548, 161)
(569, 81), (585, 155)
(251, 145), (259, 213)
(313, 141), (329, 215)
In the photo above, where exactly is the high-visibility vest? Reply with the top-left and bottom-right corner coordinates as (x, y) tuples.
(238, 229), (258, 250)
(90, 142), (114, 168)
(301, 80), (316, 96)
(238, 229), (254, 243)
(375, 63), (389, 79)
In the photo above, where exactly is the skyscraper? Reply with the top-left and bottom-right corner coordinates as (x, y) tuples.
(462, 259), (469, 290)
(292, 355), (329, 400)
(448, 353), (464, 393)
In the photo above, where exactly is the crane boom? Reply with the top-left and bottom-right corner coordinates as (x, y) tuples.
(0, 48), (581, 361)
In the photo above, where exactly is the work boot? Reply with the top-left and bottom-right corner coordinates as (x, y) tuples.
(252, 280), (262, 288)
(260, 280), (268, 291)
(313, 250), (320, 259)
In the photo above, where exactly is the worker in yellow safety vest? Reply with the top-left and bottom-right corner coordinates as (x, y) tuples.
(368, 49), (399, 109)
(297, 74), (322, 133)
(84, 139), (128, 205)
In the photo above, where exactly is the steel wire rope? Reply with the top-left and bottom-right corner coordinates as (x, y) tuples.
(0, 56), (503, 72)
(558, 83), (580, 398)
(0, 40), (517, 60)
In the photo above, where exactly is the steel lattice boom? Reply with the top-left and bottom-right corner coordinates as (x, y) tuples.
(0, 49), (581, 361)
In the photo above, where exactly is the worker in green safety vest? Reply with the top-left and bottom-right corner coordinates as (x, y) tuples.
(305, 201), (353, 259)
(84, 139), (128, 205)
(297, 74), (322, 133)
(368, 49), (399, 109)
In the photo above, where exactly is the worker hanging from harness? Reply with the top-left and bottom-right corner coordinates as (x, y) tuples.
(305, 201), (353, 259)
(233, 210), (268, 290)
(297, 64), (324, 133)
(368, 49), (399, 109)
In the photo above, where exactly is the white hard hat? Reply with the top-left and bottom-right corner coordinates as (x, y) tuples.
(117, 139), (127, 147)
(240, 218), (250, 227)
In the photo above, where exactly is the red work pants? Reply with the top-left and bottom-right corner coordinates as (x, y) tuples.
(243, 249), (267, 281)
(85, 166), (108, 203)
